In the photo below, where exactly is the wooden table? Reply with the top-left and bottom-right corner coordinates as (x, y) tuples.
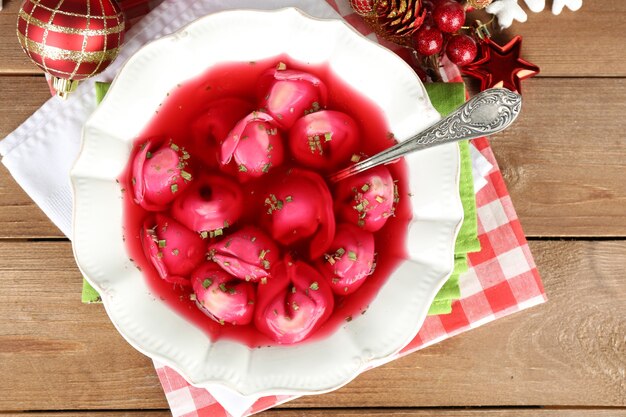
(1, 1), (625, 416)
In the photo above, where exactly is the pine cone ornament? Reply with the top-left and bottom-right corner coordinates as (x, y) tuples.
(363, 0), (427, 45)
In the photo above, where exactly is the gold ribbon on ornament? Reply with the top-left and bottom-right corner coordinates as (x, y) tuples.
(17, 31), (121, 64)
(18, 8), (125, 36)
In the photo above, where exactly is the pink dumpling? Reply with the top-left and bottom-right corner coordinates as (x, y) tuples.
(142, 214), (205, 286)
(254, 259), (334, 344)
(334, 165), (396, 232)
(191, 263), (256, 326)
(189, 97), (254, 168)
(257, 66), (328, 129)
(131, 138), (193, 211)
(318, 223), (375, 295)
(209, 226), (280, 283)
(260, 168), (335, 259)
(289, 110), (359, 172)
(220, 112), (284, 180)
(171, 174), (243, 234)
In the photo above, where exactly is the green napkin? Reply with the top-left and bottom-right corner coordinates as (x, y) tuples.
(95, 81), (111, 103)
(82, 82), (481, 316)
(425, 82), (481, 315)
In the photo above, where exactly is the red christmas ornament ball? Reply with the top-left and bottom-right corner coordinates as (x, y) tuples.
(17, 0), (125, 96)
(349, 0), (375, 16)
(415, 24), (444, 56)
(433, 1), (465, 33)
(445, 34), (477, 66)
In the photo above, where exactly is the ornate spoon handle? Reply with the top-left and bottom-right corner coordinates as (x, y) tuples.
(328, 88), (522, 183)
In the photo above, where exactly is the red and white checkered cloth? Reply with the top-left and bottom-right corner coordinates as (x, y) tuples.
(115, 1), (546, 415)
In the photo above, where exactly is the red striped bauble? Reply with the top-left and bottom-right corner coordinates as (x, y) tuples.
(16, 0), (125, 98)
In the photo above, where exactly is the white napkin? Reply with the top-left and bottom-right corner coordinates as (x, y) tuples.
(470, 144), (493, 192)
(205, 384), (260, 417)
(0, 0), (493, 414)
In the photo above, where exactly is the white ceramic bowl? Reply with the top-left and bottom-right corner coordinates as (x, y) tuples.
(71, 8), (463, 396)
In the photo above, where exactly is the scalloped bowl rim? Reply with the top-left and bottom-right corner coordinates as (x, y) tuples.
(70, 8), (464, 397)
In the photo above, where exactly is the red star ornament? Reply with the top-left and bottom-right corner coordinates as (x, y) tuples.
(461, 35), (539, 94)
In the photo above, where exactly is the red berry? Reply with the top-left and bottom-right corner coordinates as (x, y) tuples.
(445, 34), (477, 66)
(415, 25), (444, 56)
(433, 1), (466, 33)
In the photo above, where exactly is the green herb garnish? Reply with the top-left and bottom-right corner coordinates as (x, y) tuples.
(180, 170), (192, 181)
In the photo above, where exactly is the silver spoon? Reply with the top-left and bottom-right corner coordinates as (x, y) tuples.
(328, 88), (522, 183)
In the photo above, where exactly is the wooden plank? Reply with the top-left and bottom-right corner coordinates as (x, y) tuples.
(0, 241), (166, 410)
(1, 77), (626, 238)
(1, 409), (625, 417)
(0, 1), (43, 75)
(0, 76), (49, 139)
(0, 0), (625, 76)
(0, 240), (624, 410)
(490, 77), (626, 236)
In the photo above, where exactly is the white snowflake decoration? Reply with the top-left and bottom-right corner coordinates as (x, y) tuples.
(486, 0), (528, 28)
(487, 0), (583, 28)
(551, 0), (583, 15)
(523, 0), (546, 12)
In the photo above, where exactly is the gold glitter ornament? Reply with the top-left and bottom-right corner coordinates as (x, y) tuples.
(466, 0), (493, 9)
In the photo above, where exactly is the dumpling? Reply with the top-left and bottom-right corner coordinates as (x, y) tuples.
(254, 259), (334, 344)
(171, 174), (244, 234)
(191, 262), (256, 325)
(141, 214), (205, 286)
(288, 110), (359, 172)
(208, 226), (279, 283)
(257, 66), (327, 129)
(131, 138), (193, 211)
(318, 223), (375, 295)
(220, 111), (284, 180)
(260, 168), (335, 259)
(333, 166), (397, 232)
